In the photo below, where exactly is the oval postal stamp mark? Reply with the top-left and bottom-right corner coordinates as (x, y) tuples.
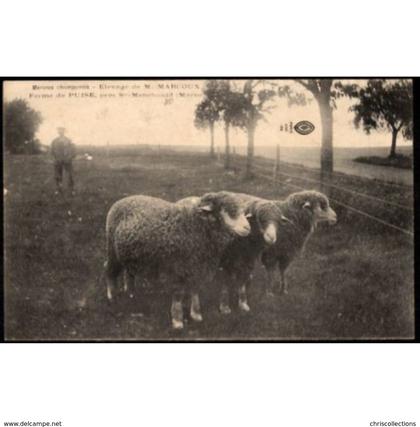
(294, 120), (315, 135)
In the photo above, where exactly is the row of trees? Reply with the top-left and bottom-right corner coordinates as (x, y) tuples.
(194, 80), (276, 176)
(194, 79), (413, 179)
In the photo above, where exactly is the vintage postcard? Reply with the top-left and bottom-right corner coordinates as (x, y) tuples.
(2, 79), (414, 341)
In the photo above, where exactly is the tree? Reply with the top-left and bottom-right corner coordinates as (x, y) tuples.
(229, 80), (276, 177)
(194, 97), (219, 158)
(4, 99), (43, 154)
(341, 79), (413, 158)
(194, 80), (225, 159)
(195, 80), (244, 169)
(217, 81), (246, 170)
(195, 80), (276, 173)
(279, 79), (341, 184)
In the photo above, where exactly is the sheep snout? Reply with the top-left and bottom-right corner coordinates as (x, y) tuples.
(314, 205), (337, 225)
(327, 207), (337, 225)
(263, 222), (277, 245)
(221, 209), (251, 237)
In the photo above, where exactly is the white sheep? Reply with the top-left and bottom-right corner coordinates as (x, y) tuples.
(104, 191), (251, 329)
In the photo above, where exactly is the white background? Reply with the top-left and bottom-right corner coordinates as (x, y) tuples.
(1, 1), (418, 426)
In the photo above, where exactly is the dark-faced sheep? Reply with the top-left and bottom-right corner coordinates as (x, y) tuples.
(261, 190), (337, 296)
(104, 192), (251, 329)
(178, 192), (289, 314)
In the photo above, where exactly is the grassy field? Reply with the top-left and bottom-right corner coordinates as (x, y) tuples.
(3, 150), (414, 340)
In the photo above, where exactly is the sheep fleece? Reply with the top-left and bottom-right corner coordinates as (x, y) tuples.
(106, 195), (235, 283)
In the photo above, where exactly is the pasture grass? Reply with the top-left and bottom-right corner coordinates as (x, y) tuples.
(3, 151), (414, 340)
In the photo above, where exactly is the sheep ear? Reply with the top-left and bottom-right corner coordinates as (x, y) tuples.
(280, 214), (289, 223)
(198, 204), (213, 212)
(303, 201), (311, 209)
(245, 213), (253, 218)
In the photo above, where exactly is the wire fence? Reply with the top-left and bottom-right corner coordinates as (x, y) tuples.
(257, 155), (412, 189)
(225, 155), (414, 238)
(265, 163), (413, 211)
(253, 168), (414, 237)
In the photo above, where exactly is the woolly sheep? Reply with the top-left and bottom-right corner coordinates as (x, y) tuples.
(261, 190), (337, 296)
(104, 192), (251, 329)
(187, 190), (337, 314)
(178, 192), (289, 313)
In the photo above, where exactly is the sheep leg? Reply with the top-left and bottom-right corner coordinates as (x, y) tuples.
(218, 269), (232, 314)
(219, 282), (232, 315)
(279, 270), (288, 295)
(190, 291), (203, 322)
(104, 260), (121, 301)
(106, 279), (115, 301)
(265, 264), (277, 297)
(123, 270), (135, 298)
(171, 288), (185, 330)
(238, 277), (251, 312)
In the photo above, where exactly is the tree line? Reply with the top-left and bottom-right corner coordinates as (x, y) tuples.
(194, 79), (413, 179)
(194, 80), (276, 177)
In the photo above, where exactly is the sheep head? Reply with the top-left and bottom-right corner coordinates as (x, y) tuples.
(247, 201), (291, 245)
(287, 191), (337, 226)
(196, 192), (251, 237)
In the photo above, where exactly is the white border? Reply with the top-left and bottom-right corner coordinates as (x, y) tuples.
(1, 1), (418, 425)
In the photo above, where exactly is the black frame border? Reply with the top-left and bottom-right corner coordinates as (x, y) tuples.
(1, 76), (418, 344)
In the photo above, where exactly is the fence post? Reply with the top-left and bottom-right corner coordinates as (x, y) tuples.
(273, 144), (280, 181)
(217, 146), (221, 162)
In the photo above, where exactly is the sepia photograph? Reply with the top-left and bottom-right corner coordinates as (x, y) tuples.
(2, 78), (414, 341)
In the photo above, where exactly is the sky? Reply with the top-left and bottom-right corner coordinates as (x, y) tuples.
(3, 79), (412, 149)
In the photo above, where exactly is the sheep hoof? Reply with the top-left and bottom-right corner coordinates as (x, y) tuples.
(106, 288), (113, 301)
(190, 312), (203, 322)
(219, 304), (232, 315)
(172, 319), (184, 330)
(239, 302), (250, 312)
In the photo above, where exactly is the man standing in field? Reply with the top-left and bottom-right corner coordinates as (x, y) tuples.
(51, 127), (76, 195)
